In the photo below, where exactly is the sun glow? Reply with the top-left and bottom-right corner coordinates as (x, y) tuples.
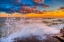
(0, 10), (64, 18)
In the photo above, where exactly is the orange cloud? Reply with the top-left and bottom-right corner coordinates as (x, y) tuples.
(34, 0), (44, 4)
(18, 6), (42, 13)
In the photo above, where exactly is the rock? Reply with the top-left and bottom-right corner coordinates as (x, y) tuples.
(53, 28), (64, 42)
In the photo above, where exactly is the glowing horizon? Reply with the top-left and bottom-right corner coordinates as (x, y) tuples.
(0, 9), (64, 18)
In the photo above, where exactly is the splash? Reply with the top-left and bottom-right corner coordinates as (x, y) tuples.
(1, 17), (60, 42)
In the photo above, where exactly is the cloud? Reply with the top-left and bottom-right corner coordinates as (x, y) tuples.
(42, 4), (49, 8)
(0, 7), (15, 14)
(18, 5), (44, 14)
(33, 0), (49, 8)
(0, 0), (10, 4)
(0, 0), (49, 14)
(18, 6), (39, 13)
(58, 7), (64, 11)
(60, 7), (64, 9)
(33, 0), (44, 4)
(11, 0), (21, 4)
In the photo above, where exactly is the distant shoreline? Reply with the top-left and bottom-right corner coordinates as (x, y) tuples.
(0, 17), (64, 18)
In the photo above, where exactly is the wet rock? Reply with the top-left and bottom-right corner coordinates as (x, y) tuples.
(54, 28), (64, 42)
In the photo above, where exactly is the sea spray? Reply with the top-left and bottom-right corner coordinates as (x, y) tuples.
(1, 17), (60, 42)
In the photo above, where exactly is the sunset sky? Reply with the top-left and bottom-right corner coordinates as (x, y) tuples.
(0, 0), (64, 17)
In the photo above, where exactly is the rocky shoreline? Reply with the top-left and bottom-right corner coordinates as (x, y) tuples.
(13, 28), (64, 42)
(53, 28), (64, 42)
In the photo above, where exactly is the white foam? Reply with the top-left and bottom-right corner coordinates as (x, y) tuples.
(1, 18), (60, 42)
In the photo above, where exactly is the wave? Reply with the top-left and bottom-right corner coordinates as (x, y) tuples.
(1, 17), (60, 42)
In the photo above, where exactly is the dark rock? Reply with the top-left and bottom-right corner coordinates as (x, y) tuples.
(54, 28), (64, 42)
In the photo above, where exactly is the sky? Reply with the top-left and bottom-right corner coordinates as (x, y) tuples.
(0, 0), (64, 14)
